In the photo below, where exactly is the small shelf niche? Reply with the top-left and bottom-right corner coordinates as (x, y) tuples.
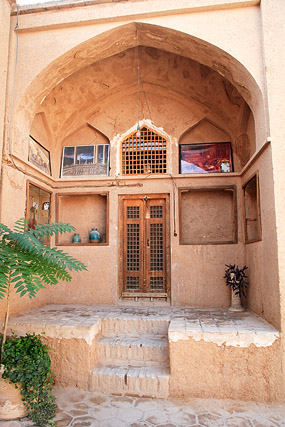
(56, 193), (108, 245)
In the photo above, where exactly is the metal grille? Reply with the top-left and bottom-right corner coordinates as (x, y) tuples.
(150, 277), (164, 290)
(127, 206), (140, 219)
(126, 277), (140, 290)
(150, 205), (163, 218)
(126, 224), (140, 271)
(121, 127), (167, 175)
(150, 223), (164, 271)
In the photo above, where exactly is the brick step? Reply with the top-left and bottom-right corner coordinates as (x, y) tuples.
(89, 364), (170, 398)
(101, 316), (170, 337)
(97, 336), (169, 367)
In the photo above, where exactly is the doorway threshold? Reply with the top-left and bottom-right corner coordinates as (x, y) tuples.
(119, 292), (170, 307)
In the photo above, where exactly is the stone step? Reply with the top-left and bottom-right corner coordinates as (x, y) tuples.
(97, 336), (169, 367)
(101, 316), (170, 337)
(89, 364), (170, 398)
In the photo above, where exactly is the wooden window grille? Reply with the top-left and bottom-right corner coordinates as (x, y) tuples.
(121, 127), (167, 175)
(150, 277), (164, 291)
(150, 223), (164, 272)
(126, 277), (140, 290)
(126, 223), (140, 272)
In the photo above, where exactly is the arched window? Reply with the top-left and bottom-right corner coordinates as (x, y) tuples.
(121, 126), (167, 175)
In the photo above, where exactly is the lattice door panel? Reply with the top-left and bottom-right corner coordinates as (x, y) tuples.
(145, 199), (166, 293)
(123, 200), (144, 293)
(122, 198), (166, 294)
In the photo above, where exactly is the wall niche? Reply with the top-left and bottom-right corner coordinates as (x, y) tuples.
(179, 186), (237, 245)
(26, 182), (52, 244)
(56, 193), (109, 245)
(243, 172), (261, 243)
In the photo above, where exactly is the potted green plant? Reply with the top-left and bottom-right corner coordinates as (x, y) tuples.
(0, 333), (56, 426)
(224, 264), (248, 312)
(0, 218), (87, 425)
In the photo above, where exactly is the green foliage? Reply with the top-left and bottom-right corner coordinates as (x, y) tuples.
(0, 218), (87, 300)
(0, 218), (88, 425)
(1, 333), (56, 426)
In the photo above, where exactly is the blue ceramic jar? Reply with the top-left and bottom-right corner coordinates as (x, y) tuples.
(72, 233), (81, 243)
(89, 228), (100, 243)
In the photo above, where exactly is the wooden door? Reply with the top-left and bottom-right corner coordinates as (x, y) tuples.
(120, 195), (169, 297)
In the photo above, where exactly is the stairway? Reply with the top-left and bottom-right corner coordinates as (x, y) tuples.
(89, 314), (170, 398)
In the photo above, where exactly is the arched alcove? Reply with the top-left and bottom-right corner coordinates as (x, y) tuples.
(13, 22), (265, 166)
(56, 124), (110, 178)
(179, 117), (255, 172)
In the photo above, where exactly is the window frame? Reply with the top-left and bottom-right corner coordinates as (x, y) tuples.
(179, 142), (233, 174)
(60, 144), (110, 178)
(121, 126), (168, 175)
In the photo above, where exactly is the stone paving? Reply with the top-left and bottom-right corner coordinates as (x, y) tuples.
(8, 304), (280, 345)
(2, 386), (285, 427)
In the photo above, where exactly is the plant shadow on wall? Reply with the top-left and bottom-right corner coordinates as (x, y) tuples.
(0, 219), (87, 426)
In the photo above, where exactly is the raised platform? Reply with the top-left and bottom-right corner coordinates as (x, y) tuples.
(7, 305), (281, 402)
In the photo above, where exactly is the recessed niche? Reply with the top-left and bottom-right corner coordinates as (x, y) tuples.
(243, 173), (261, 243)
(56, 193), (108, 245)
(26, 182), (51, 244)
(179, 186), (237, 245)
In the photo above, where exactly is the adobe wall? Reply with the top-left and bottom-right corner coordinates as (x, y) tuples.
(0, 0), (12, 206)
(0, 0), (282, 337)
(242, 146), (280, 327)
(169, 338), (282, 402)
(260, 0), (285, 401)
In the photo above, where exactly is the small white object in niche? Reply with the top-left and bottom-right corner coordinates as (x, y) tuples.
(42, 202), (50, 211)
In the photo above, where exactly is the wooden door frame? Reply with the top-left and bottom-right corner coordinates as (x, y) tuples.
(118, 193), (171, 300)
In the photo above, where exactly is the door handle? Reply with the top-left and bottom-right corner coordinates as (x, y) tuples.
(147, 239), (150, 247)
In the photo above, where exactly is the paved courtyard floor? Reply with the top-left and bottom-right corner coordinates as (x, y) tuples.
(2, 386), (285, 427)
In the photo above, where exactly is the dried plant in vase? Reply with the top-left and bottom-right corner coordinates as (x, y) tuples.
(224, 264), (248, 312)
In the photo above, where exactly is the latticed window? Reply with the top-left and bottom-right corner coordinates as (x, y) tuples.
(121, 126), (167, 175)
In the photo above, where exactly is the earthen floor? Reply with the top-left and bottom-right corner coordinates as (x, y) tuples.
(2, 386), (285, 427)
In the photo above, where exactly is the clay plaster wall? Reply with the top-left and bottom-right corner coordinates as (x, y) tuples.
(43, 335), (98, 389)
(169, 338), (282, 402)
(0, 0), (282, 335)
(242, 147), (280, 328)
(0, 0), (12, 206)
(30, 113), (54, 155)
(260, 0), (285, 397)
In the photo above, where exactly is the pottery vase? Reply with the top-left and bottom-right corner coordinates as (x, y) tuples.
(0, 368), (26, 420)
(89, 228), (100, 243)
(72, 233), (81, 243)
(229, 285), (245, 312)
